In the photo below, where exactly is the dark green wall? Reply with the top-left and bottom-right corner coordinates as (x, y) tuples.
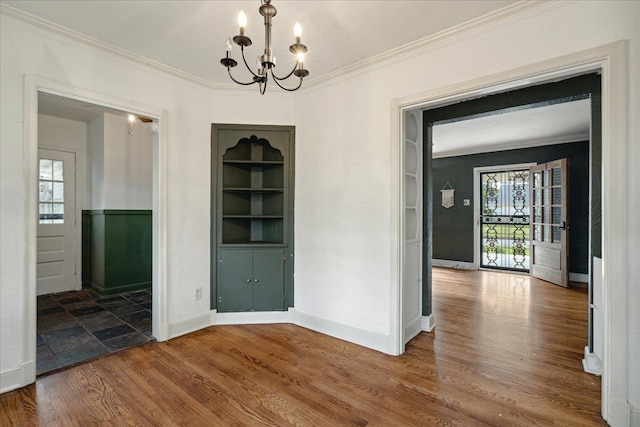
(83, 210), (152, 295)
(432, 141), (590, 273)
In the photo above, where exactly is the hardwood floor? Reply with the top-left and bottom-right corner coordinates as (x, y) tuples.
(1, 268), (605, 426)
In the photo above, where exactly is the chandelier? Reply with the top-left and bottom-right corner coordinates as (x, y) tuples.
(220, 0), (309, 95)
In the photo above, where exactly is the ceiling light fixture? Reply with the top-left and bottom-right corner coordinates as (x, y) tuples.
(220, 0), (309, 95)
(127, 114), (136, 135)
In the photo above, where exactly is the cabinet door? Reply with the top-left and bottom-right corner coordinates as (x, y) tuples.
(218, 250), (253, 312)
(252, 249), (285, 311)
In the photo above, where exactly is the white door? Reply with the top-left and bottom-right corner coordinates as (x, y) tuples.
(529, 158), (569, 287)
(37, 149), (78, 296)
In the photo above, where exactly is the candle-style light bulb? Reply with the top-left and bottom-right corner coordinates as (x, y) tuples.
(297, 52), (305, 64)
(238, 10), (247, 35)
(225, 37), (232, 52)
(293, 22), (302, 44)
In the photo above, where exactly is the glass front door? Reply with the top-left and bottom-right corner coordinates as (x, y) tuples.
(480, 169), (530, 272)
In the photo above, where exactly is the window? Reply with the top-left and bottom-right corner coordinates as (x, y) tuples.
(39, 158), (64, 224)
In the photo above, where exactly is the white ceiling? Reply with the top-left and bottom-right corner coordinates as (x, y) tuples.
(9, 1), (591, 153)
(3, 0), (516, 84)
(432, 99), (591, 157)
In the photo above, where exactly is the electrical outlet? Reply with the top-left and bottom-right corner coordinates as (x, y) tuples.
(463, 199), (471, 206)
(194, 287), (202, 301)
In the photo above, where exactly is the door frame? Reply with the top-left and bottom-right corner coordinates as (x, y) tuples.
(23, 75), (169, 385)
(473, 162), (536, 272)
(36, 147), (82, 294)
(391, 41), (628, 423)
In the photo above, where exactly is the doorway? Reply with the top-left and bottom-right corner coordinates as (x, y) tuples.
(394, 43), (628, 424)
(37, 149), (79, 295)
(34, 90), (161, 376)
(476, 164), (533, 273)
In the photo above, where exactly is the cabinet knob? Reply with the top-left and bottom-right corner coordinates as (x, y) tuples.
(246, 279), (252, 283)
(254, 278), (260, 283)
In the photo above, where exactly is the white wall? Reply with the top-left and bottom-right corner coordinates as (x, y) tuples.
(87, 114), (105, 209)
(0, 10), (294, 389)
(38, 114), (87, 152)
(87, 112), (153, 210)
(294, 0), (639, 418)
(1, 1), (638, 421)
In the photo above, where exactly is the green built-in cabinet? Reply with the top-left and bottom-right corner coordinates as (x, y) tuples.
(211, 124), (294, 312)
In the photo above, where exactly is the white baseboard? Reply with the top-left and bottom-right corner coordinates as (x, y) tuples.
(290, 308), (397, 355)
(421, 314), (435, 332)
(582, 346), (602, 376)
(168, 313), (212, 339)
(569, 272), (589, 283)
(0, 367), (23, 393)
(168, 309), (398, 356)
(403, 315), (422, 344)
(631, 405), (640, 427)
(0, 359), (35, 394)
(213, 310), (290, 325)
(609, 398), (632, 427)
(432, 259), (476, 270)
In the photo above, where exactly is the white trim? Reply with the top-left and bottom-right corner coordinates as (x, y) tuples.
(433, 132), (589, 159)
(569, 272), (589, 283)
(0, 365), (26, 394)
(390, 41), (629, 424)
(290, 308), (398, 355)
(582, 345), (603, 376)
(306, 1), (550, 90)
(213, 310), (291, 326)
(631, 406), (640, 427)
(168, 314), (212, 340)
(0, 4), (225, 92)
(473, 163), (535, 271)
(432, 259), (476, 270)
(403, 315), (422, 345)
(421, 314), (436, 333)
(22, 76), (170, 390)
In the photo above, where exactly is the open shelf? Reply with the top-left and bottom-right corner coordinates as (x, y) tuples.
(220, 136), (285, 245)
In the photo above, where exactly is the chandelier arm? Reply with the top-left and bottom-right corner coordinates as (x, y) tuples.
(227, 68), (259, 86)
(271, 62), (299, 81)
(240, 46), (261, 79)
(270, 69), (303, 91)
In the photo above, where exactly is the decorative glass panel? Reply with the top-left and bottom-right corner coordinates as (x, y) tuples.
(480, 169), (530, 272)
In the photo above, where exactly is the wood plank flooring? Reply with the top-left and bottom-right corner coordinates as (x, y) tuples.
(1, 268), (605, 426)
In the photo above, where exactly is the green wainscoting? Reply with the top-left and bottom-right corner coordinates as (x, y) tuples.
(82, 210), (152, 296)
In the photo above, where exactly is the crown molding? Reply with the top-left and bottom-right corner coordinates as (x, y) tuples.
(2, 1), (562, 94)
(304, 0), (558, 90)
(0, 4), (225, 91)
(433, 132), (590, 159)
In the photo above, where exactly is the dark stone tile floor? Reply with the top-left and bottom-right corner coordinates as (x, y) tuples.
(36, 288), (153, 376)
